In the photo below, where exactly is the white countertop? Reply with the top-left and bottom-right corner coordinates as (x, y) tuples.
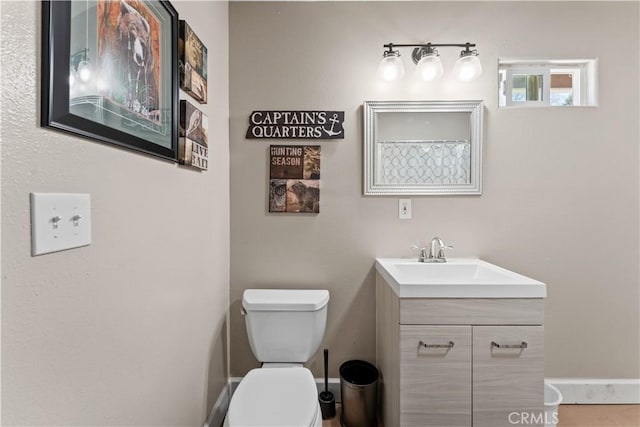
(375, 257), (547, 298)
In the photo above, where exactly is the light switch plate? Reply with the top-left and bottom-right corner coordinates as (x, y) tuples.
(399, 199), (412, 219)
(30, 193), (92, 256)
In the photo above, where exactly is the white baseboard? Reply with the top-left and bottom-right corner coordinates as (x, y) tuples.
(204, 383), (231, 427)
(546, 378), (640, 404)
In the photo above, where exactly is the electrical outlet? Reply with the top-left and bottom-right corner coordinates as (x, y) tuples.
(399, 199), (412, 219)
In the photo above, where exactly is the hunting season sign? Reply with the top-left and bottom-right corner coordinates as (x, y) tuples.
(246, 111), (345, 139)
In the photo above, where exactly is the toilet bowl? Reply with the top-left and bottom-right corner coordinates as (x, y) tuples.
(223, 367), (322, 427)
(224, 289), (329, 427)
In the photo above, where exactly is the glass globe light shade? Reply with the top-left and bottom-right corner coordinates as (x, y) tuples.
(69, 69), (76, 87)
(77, 60), (93, 83)
(377, 51), (405, 82)
(453, 53), (482, 82)
(415, 53), (443, 81)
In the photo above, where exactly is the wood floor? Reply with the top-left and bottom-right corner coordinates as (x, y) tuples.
(321, 404), (382, 427)
(321, 404), (640, 427)
(558, 404), (639, 426)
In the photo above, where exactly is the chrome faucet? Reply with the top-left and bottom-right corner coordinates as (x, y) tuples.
(422, 237), (453, 263)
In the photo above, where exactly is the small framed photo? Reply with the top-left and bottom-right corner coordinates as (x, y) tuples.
(178, 20), (208, 104)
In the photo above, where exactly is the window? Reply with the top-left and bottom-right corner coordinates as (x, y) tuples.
(499, 59), (597, 107)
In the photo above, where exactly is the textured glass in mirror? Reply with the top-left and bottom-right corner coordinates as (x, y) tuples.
(377, 140), (471, 185)
(375, 112), (471, 185)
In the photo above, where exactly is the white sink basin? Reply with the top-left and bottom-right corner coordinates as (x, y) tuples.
(376, 258), (546, 298)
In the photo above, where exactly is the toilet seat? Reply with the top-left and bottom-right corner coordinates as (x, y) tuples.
(225, 367), (319, 427)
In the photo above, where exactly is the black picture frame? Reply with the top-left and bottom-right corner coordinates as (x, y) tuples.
(41, 0), (179, 161)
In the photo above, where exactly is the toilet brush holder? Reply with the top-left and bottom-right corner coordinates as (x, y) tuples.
(319, 348), (336, 419)
(319, 391), (336, 419)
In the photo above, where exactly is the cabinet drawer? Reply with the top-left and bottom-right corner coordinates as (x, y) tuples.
(473, 326), (544, 427)
(400, 298), (543, 325)
(400, 325), (472, 427)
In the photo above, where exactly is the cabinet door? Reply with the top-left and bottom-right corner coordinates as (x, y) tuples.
(473, 326), (544, 427)
(400, 325), (472, 427)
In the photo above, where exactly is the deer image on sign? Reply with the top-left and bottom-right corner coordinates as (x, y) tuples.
(247, 111), (344, 139)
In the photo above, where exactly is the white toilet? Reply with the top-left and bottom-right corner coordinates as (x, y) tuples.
(224, 289), (330, 427)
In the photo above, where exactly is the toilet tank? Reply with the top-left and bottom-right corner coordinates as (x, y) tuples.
(242, 289), (329, 363)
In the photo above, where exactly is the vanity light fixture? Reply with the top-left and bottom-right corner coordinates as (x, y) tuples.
(414, 45), (443, 81)
(378, 42), (482, 82)
(377, 48), (405, 82)
(452, 45), (482, 82)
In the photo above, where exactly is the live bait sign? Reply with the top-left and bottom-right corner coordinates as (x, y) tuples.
(246, 110), (345, 139)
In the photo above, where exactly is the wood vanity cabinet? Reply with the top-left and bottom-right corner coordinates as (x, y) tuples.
(376, 273), (544, 427)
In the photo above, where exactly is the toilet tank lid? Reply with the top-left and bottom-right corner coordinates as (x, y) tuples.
(243, 289), (329, 311)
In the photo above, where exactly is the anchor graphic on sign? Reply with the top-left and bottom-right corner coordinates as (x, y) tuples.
(323, 113), (343, 137)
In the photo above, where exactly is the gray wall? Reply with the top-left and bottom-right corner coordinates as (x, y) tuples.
(1, 1), (229, 425)
(229, 1), (639, 379)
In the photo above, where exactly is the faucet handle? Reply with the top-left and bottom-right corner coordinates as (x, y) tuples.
(411, 244), (428, 262)
(438, 245), (453, 257)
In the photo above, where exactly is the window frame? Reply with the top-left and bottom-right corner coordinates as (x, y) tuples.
(498, 59), (598, 108)
(504, 67), (550, 107)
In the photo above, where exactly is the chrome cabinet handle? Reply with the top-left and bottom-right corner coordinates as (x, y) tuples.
(491, 341), (528, 349)
(419, 340), (455, 349)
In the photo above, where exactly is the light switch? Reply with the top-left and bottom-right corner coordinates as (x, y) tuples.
(30, 193), (92, 256)
(399, 199), (412, 219)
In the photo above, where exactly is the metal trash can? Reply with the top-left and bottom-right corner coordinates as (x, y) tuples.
(339, 360), (379, 427)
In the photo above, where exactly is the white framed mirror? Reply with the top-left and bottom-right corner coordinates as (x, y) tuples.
(363, 100), (484, 195)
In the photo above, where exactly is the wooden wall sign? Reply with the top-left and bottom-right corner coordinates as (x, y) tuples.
(269, 145), (320, 213)
(247, 111), (344, 139)
(178, 100), (208, 170)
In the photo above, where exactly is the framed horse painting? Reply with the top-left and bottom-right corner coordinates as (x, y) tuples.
(41, 0), (179, 161)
